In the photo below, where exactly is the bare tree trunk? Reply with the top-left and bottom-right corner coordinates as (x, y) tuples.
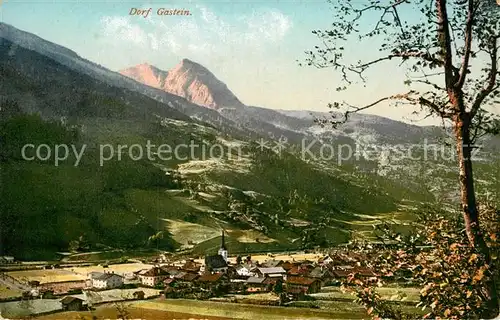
(454, 112), (499, 317)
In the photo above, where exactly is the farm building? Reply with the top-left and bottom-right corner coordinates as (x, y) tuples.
(60, 296), (84, 311)
(255, 267), (287, 279)
(138, 267), (170, 287)
(286, 276), (321, 294)
(88, 272), (123, 290)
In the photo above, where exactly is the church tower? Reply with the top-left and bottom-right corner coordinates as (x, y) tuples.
(218, 229), (228, 262)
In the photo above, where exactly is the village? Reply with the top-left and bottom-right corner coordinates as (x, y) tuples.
(0, 231), (408, 318)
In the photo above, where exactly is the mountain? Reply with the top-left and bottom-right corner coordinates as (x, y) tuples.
(0, 39), (190, 122)
(1, 22), (498, 262)
(0, 22), (444, 146)
(0, 23), (253, 139)
(121, 59), (245, 109)
(0, 23), (427, 261)
(120, 59), (443, 145)
(119, 63), (169, 90)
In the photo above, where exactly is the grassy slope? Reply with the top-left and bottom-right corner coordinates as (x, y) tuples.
(0, 113), (417, 260)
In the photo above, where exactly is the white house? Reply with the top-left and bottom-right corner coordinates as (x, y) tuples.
(88, 272), (123, 290)
(318, 255), (334, 266)
(138, 267), (170, 287)
(235, 265), (256, 277)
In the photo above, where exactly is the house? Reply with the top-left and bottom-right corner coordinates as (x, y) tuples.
(181, 260), (202, 273)
(286, 276), (322, 294)
(262, 259), (284, 268)
(163, 266), (183, 278)
(171, 271), (198, 288)
(175, 272), (199, 283)
(308, 267), (334, 285)
(204, 255), (228, 273)
(288, 264), (313, 277)
(235, 264), (256, 277)
(263, 277), (282, 288)
(281, 261), (296, 272)
(196, 273), (227, 289)
(245, 277), (268, 293)
(332, 269), (350, 279)
(255, 267), (287, 279)
(88, 272), (123, 290)
(163, 277), (177, 287)
(353, 267), (377, 278)
(133, 290), (145, 300)
(60, 296), (84, 311)
(139, 267), (170, 287)
(318, 255), (334, 266)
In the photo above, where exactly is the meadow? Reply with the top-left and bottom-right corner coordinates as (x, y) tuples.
(36, 299), (367, 320)
(6, 263), (153, 284)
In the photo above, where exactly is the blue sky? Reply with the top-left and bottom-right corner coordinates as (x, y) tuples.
(1, 0), (450, 125)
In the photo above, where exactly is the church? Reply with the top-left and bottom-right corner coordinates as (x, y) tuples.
(203, 230), (229, 273)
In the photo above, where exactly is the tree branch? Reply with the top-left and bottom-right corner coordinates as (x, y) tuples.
(418, 96), (453, 119)
(471, 35), (499, 117)
(356, 51), (444, 71)
(324, 91), (453, 127)
(436, 0), (457, 89)
(455, 0), (475, 89)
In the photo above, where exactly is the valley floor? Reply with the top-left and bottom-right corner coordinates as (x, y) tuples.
(35, 299), (367, 320)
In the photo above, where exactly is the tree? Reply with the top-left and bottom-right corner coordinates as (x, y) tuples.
(342, 204), (499, 319)
(302, 0), (499, 315)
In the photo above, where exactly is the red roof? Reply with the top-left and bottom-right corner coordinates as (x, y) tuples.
(354, 268), (376, 277)
(333, 270), (350, 278)
(141, 267), (170, 277)
(288, 265), (312, 276)
(286, 276), (319, 286)
(281, 261), (297, 271)
(182, 261), (201, 272)
(197, 273), (224, 283)
(179, 272), (199, 282)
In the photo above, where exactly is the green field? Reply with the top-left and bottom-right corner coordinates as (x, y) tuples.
(312, 286), (421, 303)
(132, 299), (366, 319)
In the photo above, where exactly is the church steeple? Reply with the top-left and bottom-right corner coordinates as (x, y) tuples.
(218, 229), (228, 262)
(220, 229), (226, 250)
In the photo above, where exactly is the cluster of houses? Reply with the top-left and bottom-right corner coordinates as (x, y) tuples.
(84, 231), (380, 300)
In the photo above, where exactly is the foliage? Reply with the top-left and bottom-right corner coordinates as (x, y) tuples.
(0, 115), (178, 259)
(341, 204), (499, 319)
(302, 0), (500, 315)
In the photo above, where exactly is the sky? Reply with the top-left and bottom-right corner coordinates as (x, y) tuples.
(1, 0), (493, 126)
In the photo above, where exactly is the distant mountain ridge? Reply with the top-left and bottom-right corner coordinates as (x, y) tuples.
(0, 22), (468, 147)
(120, 59), (245, 110)
(120, 58), (444, 145)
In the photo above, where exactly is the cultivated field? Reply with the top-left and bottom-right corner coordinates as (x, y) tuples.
(0, 285), (22, 299)
(6, 269), (85, 284)
(312, 285), (421, 302)
(37, 304), (233, 320)
(6, 263), (154, 285)
(128, 299), (365, 319)
(64, 263), (153, 277)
